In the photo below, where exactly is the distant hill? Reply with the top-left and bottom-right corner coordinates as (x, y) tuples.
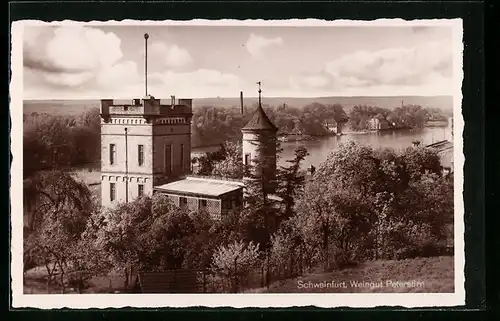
(23, 95), (454, 116)
(195, 95), (454, 112)
(23, 99), (101, 116)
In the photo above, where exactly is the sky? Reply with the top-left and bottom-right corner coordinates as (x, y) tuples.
(22, 23), (457, 99)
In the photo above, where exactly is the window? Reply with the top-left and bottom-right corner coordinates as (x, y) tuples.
(164, 145), (172, 175)
(244, 153), (251, 166)
(138, 184), (144, 197)
(180, 197), (188, 208)
(110, 144), (116, 165)
(199, 199), (207, 209)
(138, 144), (144, 166)
(180, 144), (185, 171)
(110, 183), (116, 202)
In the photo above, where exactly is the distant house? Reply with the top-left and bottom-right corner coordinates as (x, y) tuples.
(368, 117), (390, 131)
(323, 119), (344, 134)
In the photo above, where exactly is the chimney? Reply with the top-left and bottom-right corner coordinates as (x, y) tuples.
(171, 95), (176, 106)
(100, 99), (113, 116)
(240, 91), (244, 114)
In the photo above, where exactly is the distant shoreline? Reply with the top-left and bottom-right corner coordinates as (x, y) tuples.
(23, 95), (454, 115)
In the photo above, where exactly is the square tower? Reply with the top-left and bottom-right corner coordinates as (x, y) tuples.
(100, 95), (193, 209)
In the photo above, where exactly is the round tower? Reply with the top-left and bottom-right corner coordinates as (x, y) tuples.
(241, 82), (278, 193)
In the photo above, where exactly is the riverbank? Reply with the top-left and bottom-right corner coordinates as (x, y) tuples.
(425, 120), (449, 127)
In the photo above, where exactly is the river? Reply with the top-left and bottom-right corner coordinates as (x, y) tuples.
(279, 127), (453, 169)
(191, 126), (452, 170)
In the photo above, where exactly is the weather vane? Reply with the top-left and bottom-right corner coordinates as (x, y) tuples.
(257, 81), (262, 106)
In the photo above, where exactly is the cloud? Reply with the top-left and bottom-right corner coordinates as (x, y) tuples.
(282, 40), (454, 97)
(25, 63), (242, 99)
(23, 26), (124, 88)
(148, 42), (192, 68)
(148, 69), (242, 97)
(290, 72), (332, 91)
(324, 41), (453, 91)
(23, 26), (154, 98)
(245, 33), (283, 58)
(96, 61), (142, 88)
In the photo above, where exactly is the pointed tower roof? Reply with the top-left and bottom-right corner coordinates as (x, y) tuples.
(242, 104), (278, 132)
(242, 81), (277, 132)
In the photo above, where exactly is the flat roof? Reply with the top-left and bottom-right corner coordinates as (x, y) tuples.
(154, 177), (243, 197)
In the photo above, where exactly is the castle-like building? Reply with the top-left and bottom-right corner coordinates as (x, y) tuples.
(99, 34), (278, 218)
(99, 89), (278, 218)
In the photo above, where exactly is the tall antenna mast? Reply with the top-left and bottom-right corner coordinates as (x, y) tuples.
(257, 81), (262, 107)
(144, 33), (149, 97)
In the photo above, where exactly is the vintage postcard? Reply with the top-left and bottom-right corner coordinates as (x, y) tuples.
(10, 18), (464, 308)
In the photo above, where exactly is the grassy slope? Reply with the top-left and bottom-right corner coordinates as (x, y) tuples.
(24, 268), (125, 294)
(264, 256), (454, 293)
(24, 256), (454, 294)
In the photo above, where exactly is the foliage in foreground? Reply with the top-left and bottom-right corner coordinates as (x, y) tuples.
(290, 140), (453, 271)
(23, 140), (453, 293)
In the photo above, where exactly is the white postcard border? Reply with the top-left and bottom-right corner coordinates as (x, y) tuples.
(10, 18), (465, 309)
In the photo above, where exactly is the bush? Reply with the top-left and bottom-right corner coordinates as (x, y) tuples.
(211, 240), (261, 293)
(294, 141), (453, 268)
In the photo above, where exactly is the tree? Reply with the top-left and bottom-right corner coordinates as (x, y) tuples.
(213, 208), (247, 246)
(349, 105), (389, 131)
(370, 172), (452, 260)
(89, 196), (154, 288)
(23, 170), (94, 292)
(191, 105), (245, 147)
(193, 146), (226, 176)
(23, 170), (93, 233)
(314, 140), (381, 195)
(239, 134), (283, 286)
(295, 181), (374, 271)
(69, 209), (114, 293)
(302, 140), (453, 265)
(294, 182), (331, 271)
(244, 134), (282, 203)
(399, 146), (442, 181)
(276, 145), (309, 219)
(211, 240), (261, 293)
(23, 108), (101, 175)
(269, 220), (306, 279)
(212, 141), (244, 179)
(242, 133), (283, 246)
(183, 210), (220, 270)
(143, 196), (195, 271)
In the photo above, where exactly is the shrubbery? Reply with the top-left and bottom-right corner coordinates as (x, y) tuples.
(23, 137), (453, 293)
(289, 141), (453, 272)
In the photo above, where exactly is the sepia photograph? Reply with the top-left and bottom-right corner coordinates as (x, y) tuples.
(10, 18), (464, 308)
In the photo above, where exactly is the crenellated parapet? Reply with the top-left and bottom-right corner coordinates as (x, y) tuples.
(100, 96), (193, 123)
